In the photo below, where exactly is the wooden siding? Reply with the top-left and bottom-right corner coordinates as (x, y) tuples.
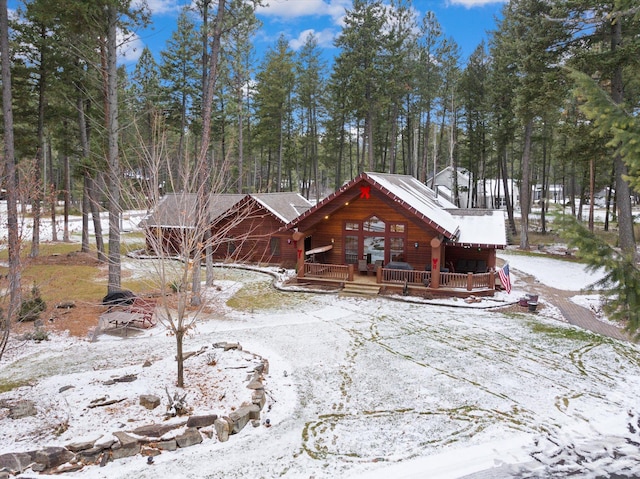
(300, 189), (441, 270)
(151, 201), (298, 268)
(210, 202), (298, 267)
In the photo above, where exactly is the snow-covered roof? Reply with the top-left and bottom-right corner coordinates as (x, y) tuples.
(365, 172), (460, 238)
(141, 192), (311, 229)
(252, 193), (313, 224)
(448, 209), (507, 247)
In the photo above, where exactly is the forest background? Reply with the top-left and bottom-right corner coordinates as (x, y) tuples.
(1, 0), (640, 345)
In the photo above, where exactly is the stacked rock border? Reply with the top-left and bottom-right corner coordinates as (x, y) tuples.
(0, 342), (269, 477)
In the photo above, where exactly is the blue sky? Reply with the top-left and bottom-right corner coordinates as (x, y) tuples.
(128, 0), (505, 66)
(8, 0), (506, 66)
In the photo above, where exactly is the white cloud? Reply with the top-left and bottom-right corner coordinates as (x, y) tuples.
(446, 0), (507, 8)
(136, 0), (186, 15)
(289, 28), (337, 50)
(258, 0), (349, 24)
(118, 30), (144, 64)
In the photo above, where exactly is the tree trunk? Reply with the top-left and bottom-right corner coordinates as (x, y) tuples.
(82, 173), (90, 253)
(519, 120), (533, 250)
(588, 157), (595, 232)
(106, 5), (121, 293)
(540, 123), (548, 234)
(63, 152), (70, 242)
(0, 0), (22, 357)
(610, 17), (636, 255)
(499, 147), (517, 236)
(191, 0), (227, 306)
(420, 108), (431, 184)
(604, 164), (615, 231)
(176, 330), (185, 388)
(49, 139), (57, 242)
(389, 103), (399, 174)
(31, 26), (47, 258)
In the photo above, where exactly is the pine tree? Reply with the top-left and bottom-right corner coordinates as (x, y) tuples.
(557, 214), (640, 341)
(569, 70), (640, 199)
(296, 33), (326, 201)
(253, 35), (295, 191)
(159, 8), (201, 191)
(334, 0), (387, 172)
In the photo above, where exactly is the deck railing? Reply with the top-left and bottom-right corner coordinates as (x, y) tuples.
(304, 263), (350, 280)
(440, 272), (494, 290)
(302, 263), (494, 292)
(381, 268), (431, 285)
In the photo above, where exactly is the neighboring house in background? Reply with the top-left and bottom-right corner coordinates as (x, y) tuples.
(141, 192), (312, 267)
(532, 184), (565, 205)
(431, 167), (521, 210)
(429, 166), (472, 208)
(477, 178), (520, 209)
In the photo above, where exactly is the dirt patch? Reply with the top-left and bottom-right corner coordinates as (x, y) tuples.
(13, 301), (106, 339)
(23, 251), (104, 268)
(9, 252), (117, 338)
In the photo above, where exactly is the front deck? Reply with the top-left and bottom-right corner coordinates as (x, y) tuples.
(299, 263), (497, 297)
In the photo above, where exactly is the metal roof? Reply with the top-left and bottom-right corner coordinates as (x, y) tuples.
(140, 192), (312, 229)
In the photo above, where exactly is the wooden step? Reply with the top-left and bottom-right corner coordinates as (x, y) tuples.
(340, 282), (381, 297)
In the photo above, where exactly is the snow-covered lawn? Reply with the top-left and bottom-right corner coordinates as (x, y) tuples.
(2, 257), (640, 479)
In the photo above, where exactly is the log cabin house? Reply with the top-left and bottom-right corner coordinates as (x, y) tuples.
(141, 192), (312, 266)
(286, 172), (508, 297)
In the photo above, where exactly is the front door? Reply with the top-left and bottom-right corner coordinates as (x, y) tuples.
(363, 216), (385, 263)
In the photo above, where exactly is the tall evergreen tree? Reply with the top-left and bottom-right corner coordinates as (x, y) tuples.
(334, 0), (387, 172)
(493, 0), (568, 249)
(1, 0), (22, 357)
(159, 9), (201, 191)
(415, 12), (444, 183)
(253, 35), (295, 191)
(460, 42), (490, 208)
(556, 0), (640, 255)
(224, 0), (260, 193)
(296, 33), (326, 201)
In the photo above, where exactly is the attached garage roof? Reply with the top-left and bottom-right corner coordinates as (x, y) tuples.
(447, 209), (508, 248)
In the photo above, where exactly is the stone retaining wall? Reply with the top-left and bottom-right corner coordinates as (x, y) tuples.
(0, 342), (270, 477)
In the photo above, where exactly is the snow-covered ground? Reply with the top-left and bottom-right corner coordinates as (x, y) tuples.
(1, 205), (639, 478)
(1, 252), (639, 479)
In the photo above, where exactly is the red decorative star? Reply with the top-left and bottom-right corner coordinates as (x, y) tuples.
(359, 185), (371, 199)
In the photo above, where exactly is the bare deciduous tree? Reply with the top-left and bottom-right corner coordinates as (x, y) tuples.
(120, 113), (262, 388)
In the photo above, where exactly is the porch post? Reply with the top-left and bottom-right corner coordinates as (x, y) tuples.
(487, 248), (497, 270)
(293, 231), (305, 279)
(430, 237), (442, 289)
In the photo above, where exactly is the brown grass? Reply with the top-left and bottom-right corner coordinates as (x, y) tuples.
(1, 244), (158, 338)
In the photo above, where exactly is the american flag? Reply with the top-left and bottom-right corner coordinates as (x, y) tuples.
(498, 263), (512, 294)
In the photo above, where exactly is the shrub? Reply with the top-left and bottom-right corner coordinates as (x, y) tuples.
(17, 283), (47, 322)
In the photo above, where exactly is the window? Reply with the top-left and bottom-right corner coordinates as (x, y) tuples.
(363, 216), (385, 233)
(345, 235), (358, 264)
(390, 224), (405, 233)
(390, 237), (405, 261)
(270, 237), (281, 256)
(345, 222), (360, 231)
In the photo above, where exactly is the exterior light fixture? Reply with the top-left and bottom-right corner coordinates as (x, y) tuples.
(414, 242), (419, 249)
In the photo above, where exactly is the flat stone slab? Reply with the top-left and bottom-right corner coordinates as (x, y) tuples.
(176, 428), (202, 448)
